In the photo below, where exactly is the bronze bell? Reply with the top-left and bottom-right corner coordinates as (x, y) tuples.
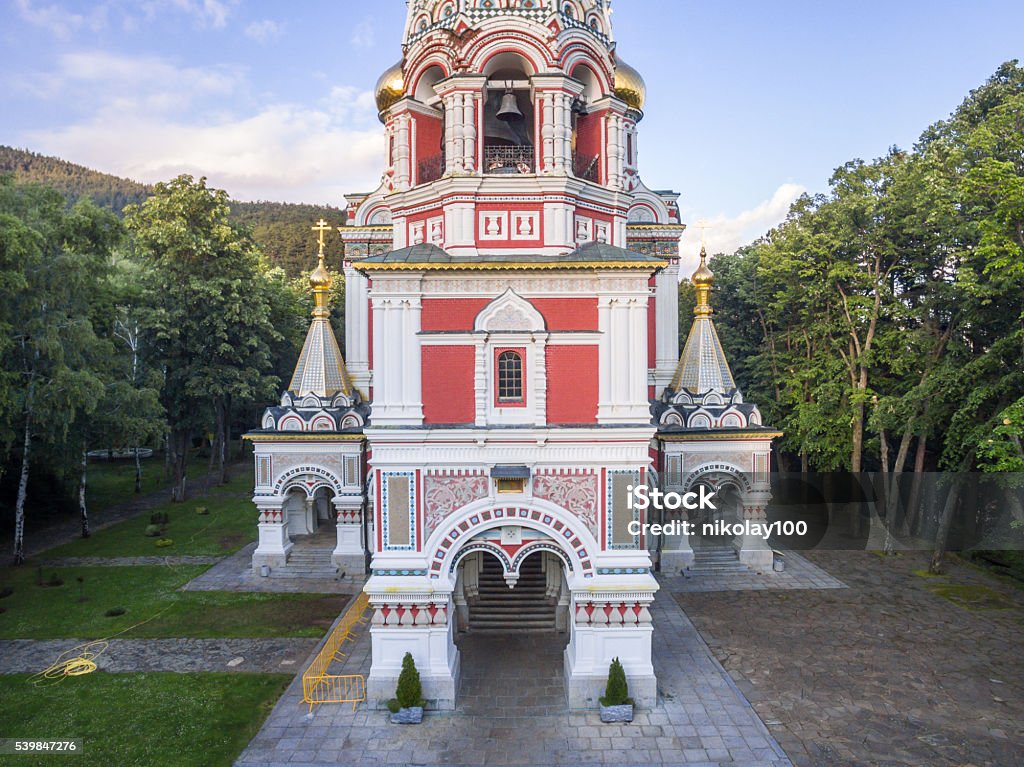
(496, 89), (523, 122)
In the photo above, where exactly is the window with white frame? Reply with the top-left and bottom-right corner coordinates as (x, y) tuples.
(496, 350), (524, 403)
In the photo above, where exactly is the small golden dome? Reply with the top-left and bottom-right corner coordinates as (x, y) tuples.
(614, 54), (646, 112)
(375, 60), (406, 114)
(692, 246), (714, 287)
(309, 258), (332, 291)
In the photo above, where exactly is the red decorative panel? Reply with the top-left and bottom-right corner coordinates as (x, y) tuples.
(546, 345), (598, 424)
(414, 113), (443, 184)
(422, 346), (475, 423)
(575, 110), (604, 184)
(532, 297), (598, 331)
(421, 298), (491, 331)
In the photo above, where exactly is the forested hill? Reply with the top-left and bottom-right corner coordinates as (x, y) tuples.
(0, 146), (342, 275)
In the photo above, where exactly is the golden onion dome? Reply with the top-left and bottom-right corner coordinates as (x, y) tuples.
(614, 54), (646, 112)
(375, 60), (406, 115)
(309, 257), (332, 291)
(692, 246), (714, 287)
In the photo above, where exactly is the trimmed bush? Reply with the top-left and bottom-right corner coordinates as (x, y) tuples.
(394, 652), (424, 709)
(149, 511), (169, 525)
(104, 607), (126, 617)
(600, 657), (632, 707)
(144, 524), (162, 537)
(194, 506), (209, 516)
(155, 538), (174, 548)
(386, 699), (401, 714)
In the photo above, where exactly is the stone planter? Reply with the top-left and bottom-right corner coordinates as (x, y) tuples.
(389, 706), (423, 724)
(773, 552), (786, 572)
(599, 703), (634, 723)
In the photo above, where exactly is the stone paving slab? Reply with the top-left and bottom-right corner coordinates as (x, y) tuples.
(676, 551), (1024, 767)
(180, 543), (366, 594)
(667, 550), (846, 593)
(234, 580), (794, 767)
(0, 637), (318, 674)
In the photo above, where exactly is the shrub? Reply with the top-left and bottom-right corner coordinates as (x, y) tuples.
(144, 524), (162, 537)
(155, 538), (174, 548)
(0, 586), (12, 599)
(105, 607), (126, 617)
(386, 699), (401, 714)
(600, 657), (632, 707)
(394, 652), (424, 709)
(195, 506), (209, 515)
(149, 511), (169, 525)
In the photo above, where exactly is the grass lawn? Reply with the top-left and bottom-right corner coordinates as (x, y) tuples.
(0, 672), (289, 767)
(47, 492), (256, 559)
(0, 564), (349, 640)
(84, 451), (221, 515)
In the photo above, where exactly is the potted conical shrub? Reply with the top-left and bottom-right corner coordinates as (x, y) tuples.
(599, 657), (634, 722)
(387, 652), (425, 723)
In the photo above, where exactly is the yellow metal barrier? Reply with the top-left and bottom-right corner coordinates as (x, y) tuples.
(302, 592), (369, 712)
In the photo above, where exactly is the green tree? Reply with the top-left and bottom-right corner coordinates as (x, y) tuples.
(125, 175), (283, 500)
(0, 177), (121, 562)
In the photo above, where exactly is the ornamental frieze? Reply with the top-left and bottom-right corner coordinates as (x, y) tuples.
(423, 472), (490, 538)
(533, 472), (599, 539)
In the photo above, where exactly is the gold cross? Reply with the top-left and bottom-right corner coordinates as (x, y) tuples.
(312, 219), (331, 256)
(695, 218), (712, 248)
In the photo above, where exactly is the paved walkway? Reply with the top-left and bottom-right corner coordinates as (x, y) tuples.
(234, 578), (794, 767)
(671, 550), (846, 593)
(181, 543), (366, 594)
(0, 637), (318, 674)
(676, 551), (1024, 767)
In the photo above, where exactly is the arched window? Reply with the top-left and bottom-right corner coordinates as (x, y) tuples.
(497, 351), (524, 403)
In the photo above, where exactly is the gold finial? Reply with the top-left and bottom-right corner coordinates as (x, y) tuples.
(309, 219), (333, 318)
(312, 219), (331, 257)
(691, 244), (714, 317)
(695, 218), (712, 248)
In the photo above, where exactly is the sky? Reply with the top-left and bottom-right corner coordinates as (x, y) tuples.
(1, 0), (1022, 266)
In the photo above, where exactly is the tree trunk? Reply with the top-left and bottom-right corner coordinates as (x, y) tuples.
(134, 447), (142, 494)
(13, 417), (32, 565)
(79, 449), (90, 539)
(901, 436), (928, 537)
(929, 451), (974, 574)
(170, 429), (189, 502)
(215, 398), (227, 486)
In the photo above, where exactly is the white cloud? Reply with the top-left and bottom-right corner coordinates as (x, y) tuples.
(14, 0), (106, 38)
(678, 183), (805, 274)
(19, 50), (385, 204)
(165, 0), (235, 29)
(244, 19), (282, 43)
(349, 18), (375, 49)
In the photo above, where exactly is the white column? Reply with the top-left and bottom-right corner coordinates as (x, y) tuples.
(393, 112), (412, 191)
(252, 503), (291, 571)
(654, 261), (680, 390)
(344, 265), (371, 393)
(541, 93), (556, 174)
(738, 493), (774, 571)
(332, 497), (366, 575)
(463, 93), (477, 173)
(597, 296), (613, 421)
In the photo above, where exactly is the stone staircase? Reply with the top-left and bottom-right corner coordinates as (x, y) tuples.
(689, 541), (750, 574)
(469, 555), (556, 633)
(266, 531), (343, 580)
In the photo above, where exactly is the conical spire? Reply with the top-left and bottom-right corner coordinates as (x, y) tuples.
(670, 246), (737, 396)
(288, 220), (353, 398)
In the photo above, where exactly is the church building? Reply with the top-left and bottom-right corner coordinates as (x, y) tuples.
(247, 0), (778, 711)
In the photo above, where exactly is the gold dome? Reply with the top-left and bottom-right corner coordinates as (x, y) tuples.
(375, 60), (405, 115)
(614, 54), (646, 112)
(692, 246), (714, 287)
(309, 258), (332, 291)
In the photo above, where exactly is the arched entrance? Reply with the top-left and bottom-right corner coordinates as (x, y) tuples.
(453, 545), (572, 715)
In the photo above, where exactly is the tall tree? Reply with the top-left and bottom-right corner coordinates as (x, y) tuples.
(124, 175), (283, 500)
(0, 177), (120, 563)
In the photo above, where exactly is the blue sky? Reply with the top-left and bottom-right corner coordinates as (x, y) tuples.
(1, 0), (1022, 259)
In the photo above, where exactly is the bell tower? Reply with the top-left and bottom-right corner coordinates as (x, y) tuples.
(273, 0), (695, 710)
